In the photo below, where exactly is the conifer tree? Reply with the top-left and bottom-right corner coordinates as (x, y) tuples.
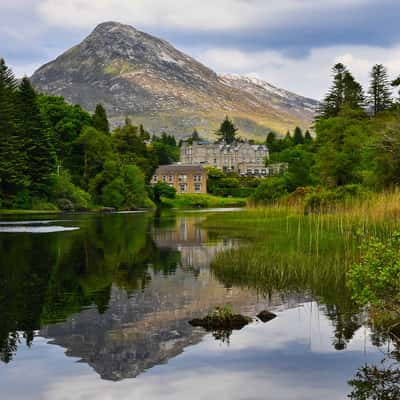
(293, 126), (304, 145)
(304, 130), (313, 144)
(17, 77), (56, 195)
(215, 116), (238, 144)
(391, 76), (400, 100)
(0, 59), (28, 203)
(92, 103), (109, 133)
(368, 64), (392, 115)
(319, 63), (364, 118)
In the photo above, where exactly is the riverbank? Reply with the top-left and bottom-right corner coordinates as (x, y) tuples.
(160, 193), (247, 209)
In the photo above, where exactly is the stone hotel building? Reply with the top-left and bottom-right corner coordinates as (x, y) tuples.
(180, 141), (269, 176)
(152, 164), (207, 194)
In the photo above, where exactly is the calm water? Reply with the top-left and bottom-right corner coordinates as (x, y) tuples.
(0, 211), (393, 399)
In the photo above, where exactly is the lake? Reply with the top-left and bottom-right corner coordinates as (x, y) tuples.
(0, 210), (395, 399)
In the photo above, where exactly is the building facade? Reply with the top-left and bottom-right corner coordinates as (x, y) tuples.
(152, 164), (208, 194)
(180, 141), (269, 176)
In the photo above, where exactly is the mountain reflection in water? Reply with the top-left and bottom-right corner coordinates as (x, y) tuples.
(0, 211), (396, 400)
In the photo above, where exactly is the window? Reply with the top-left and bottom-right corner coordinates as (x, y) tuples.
(162, 175), (166, 182)
(178, 175), (187, 182)
(152, 175), (158, 182)
(169, 175), (173, 182)
(179, 183), (187, 193)
(194, 183), (202, 192)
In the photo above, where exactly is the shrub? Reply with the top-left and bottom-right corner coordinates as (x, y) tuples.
(251, 177), (288, 204)
(347, 232), (400, 310)
(51, 171), (91, 210)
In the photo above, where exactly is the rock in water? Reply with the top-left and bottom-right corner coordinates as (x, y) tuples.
(257, 310), (277, 323)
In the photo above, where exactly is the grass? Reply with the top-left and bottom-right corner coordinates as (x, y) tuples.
(161, 193), (247, 209)
(0, 209), (60, 215)
(201, 190), (400, 341)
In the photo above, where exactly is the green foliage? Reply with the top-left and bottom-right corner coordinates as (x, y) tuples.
(293, 126), (304, 145)
(92, 103), (109, 133)
(319, 63), (365, 119)
(51, 170), (91, 210)
(348, 365), (400, 400)
(251, 177), (288, 204)
(101, 165), (147, 209)
(151, 182), (176, 204)
(348, 232), (400, 309)
(369, 64), (393, 115)
(314, 108), (370, 187)
(161, 193), (246, 209)
(270, 145), (315, 191)
(74, 126), (113, 188)
(215, 116), (238, 144)
(17, 77), (56, 196)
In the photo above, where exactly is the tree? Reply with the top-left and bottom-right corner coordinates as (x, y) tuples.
(92, 104), (109, 134)
(192, 129), (200, 141)
(215, 116), (238, 144)
(319, 63), (365, 118)
(391, 76), (400, 100)
(368, 64), (392, 115)
(17, 77), (56, 196)
(304, 130), (313, 144)
(0, 59), (28, 204)
(293, 127), (304, 145)
(74, 126), (113, 189)
(152, 182), (176, 205)
(314, 109), (369, 186)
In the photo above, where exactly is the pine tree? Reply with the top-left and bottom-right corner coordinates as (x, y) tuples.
(0, 59), (29, 203)
(293, 126), (304, 145)
(368, 64), (392, 115)
(319, 63), (364, 118)
(17, 77), (56, 195)
(215, 116), (238, 144)
(304, 130), (313, 144)
(343, 72), (365, 110)
(391, 76), (400, 100)
(92, 103), (110, 133)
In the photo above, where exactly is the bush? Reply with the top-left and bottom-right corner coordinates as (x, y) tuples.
(51, 171), (91, 210)
(251, 177), (288, 204)
(12, 190), (32, 209)
(347, 232), (400, 310)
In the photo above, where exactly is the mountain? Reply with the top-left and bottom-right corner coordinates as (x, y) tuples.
(31, 21), (318, 139)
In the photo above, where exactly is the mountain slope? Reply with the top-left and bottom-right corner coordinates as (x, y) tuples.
(31, 21), (318, 139)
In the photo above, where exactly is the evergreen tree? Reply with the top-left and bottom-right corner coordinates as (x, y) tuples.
(319, 63), (364, 118)
(304, 130), (313, 144)
(293, 126), (304, 145)
(343, 72), (365, 110)
(92, 104), (109, 133)
(0, 59), (28, 203)
(391, 76), (400, 100)
(215, 116), (238, 144)
(17, 77), (56, 195)
(368, 64), (392, 115)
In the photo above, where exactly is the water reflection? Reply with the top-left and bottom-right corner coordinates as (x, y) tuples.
(0, 211), (398, 399)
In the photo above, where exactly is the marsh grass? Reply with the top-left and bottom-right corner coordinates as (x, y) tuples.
(204, 190), (400, 343)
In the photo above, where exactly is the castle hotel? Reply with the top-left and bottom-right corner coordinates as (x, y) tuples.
(152, 140), (273, 194)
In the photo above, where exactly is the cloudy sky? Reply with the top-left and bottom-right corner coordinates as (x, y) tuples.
(1, 0), (399, 99)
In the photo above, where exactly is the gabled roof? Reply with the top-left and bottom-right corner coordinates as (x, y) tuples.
(155, 164), (207, 174)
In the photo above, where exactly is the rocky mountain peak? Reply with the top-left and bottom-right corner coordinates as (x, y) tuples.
(31, 21), (317, 139)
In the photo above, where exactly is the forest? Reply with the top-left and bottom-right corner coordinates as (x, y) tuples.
(0, 58), (179, 211)
(1, 57), (400, 211)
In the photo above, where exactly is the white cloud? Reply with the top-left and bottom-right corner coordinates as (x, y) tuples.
(197, 44), (400, 99)
(36, 0), (371, 31)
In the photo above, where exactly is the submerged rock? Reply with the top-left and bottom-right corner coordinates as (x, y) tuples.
(189, 314), (252, 331)
(257, 310), (277, 323)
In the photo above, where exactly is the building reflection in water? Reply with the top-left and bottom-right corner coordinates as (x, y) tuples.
(39, 215), (274, 381)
